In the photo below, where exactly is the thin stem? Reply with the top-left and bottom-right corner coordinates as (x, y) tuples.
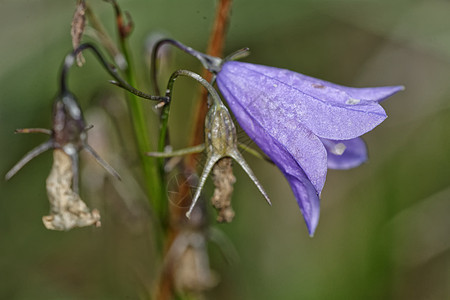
(150, 40), (250, 97)
(166, 70), (222, 105)
(105, 0), (170, 262)
(147, 144), (205, 158)
(61, 43), (167, 102)
(150, 39), (223, 95)
(158, 69), (223, 156)
(115, 28), (167, 226)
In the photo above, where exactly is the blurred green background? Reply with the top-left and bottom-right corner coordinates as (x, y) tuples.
(1, 0), (449, 299)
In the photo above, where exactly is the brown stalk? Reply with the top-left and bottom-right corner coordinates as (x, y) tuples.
(187, 0), (233, 169)
(157, 1), (233, 299)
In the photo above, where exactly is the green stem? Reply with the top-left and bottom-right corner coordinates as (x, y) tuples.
(121, 40), (166, 221)
(157, 69), (222, 158)
(148, 144), (205, 158)
(106, 0), (168, 258)
(158, 97), (171, 154)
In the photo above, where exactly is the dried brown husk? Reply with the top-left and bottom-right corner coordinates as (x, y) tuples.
(71, 0), (86, 66)
(170, 231), (219, 293)
(211, 157), (236, 222)
(43, 149), (100, 230)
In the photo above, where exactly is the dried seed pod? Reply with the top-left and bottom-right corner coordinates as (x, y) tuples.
(164, 230), (219, 294)
(211, 157), (235, 223)
(51, 91), (120, 194)
(43, 149), (100, 230)
(6, 48), (122, 230)
(71, 0), (86, 66)
(5, 91), (118, 230)
(173, 238), (219, 292)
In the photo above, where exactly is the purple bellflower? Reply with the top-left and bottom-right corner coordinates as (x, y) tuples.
(216, 61), (403, 236)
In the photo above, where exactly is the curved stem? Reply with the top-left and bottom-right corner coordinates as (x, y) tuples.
(60, 43), (168, 102)
(158, 69), (223, 156)
(166, 70), (222, 106)
(150, 39), (223, 95)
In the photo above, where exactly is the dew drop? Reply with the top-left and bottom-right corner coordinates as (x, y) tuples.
(65, 55), (75, 66)
(346, 98), (360, 105)
(331, 143), (346, 155)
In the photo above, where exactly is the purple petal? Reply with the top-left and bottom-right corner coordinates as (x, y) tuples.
(218, 81), (325, 236)
(267, 67), (404, 102)
(334, 86), (404, 103)
(218, 61), (401, 140)
(320, 137), (368, 170)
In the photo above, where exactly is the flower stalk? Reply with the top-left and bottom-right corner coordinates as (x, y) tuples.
(108, 0), (168, 224)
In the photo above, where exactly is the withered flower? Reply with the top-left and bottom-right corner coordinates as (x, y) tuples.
(5, 48), (122, 230)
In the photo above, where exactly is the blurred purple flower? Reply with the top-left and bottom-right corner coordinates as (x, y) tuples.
(216, 61), (403, 236)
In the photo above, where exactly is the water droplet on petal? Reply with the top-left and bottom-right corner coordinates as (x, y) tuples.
(331, 143), (346, 155)
(346, 98), (360, 105)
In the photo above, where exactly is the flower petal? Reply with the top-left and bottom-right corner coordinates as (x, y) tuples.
(218, 82), (325, 236)
(218, 61), (401, 140)
(320, 137), (368, 170)
(331, 86), (404, 103)
(262, 67), (404, 103)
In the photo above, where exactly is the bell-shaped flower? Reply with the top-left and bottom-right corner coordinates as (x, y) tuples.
(216, 61), (403, 236)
